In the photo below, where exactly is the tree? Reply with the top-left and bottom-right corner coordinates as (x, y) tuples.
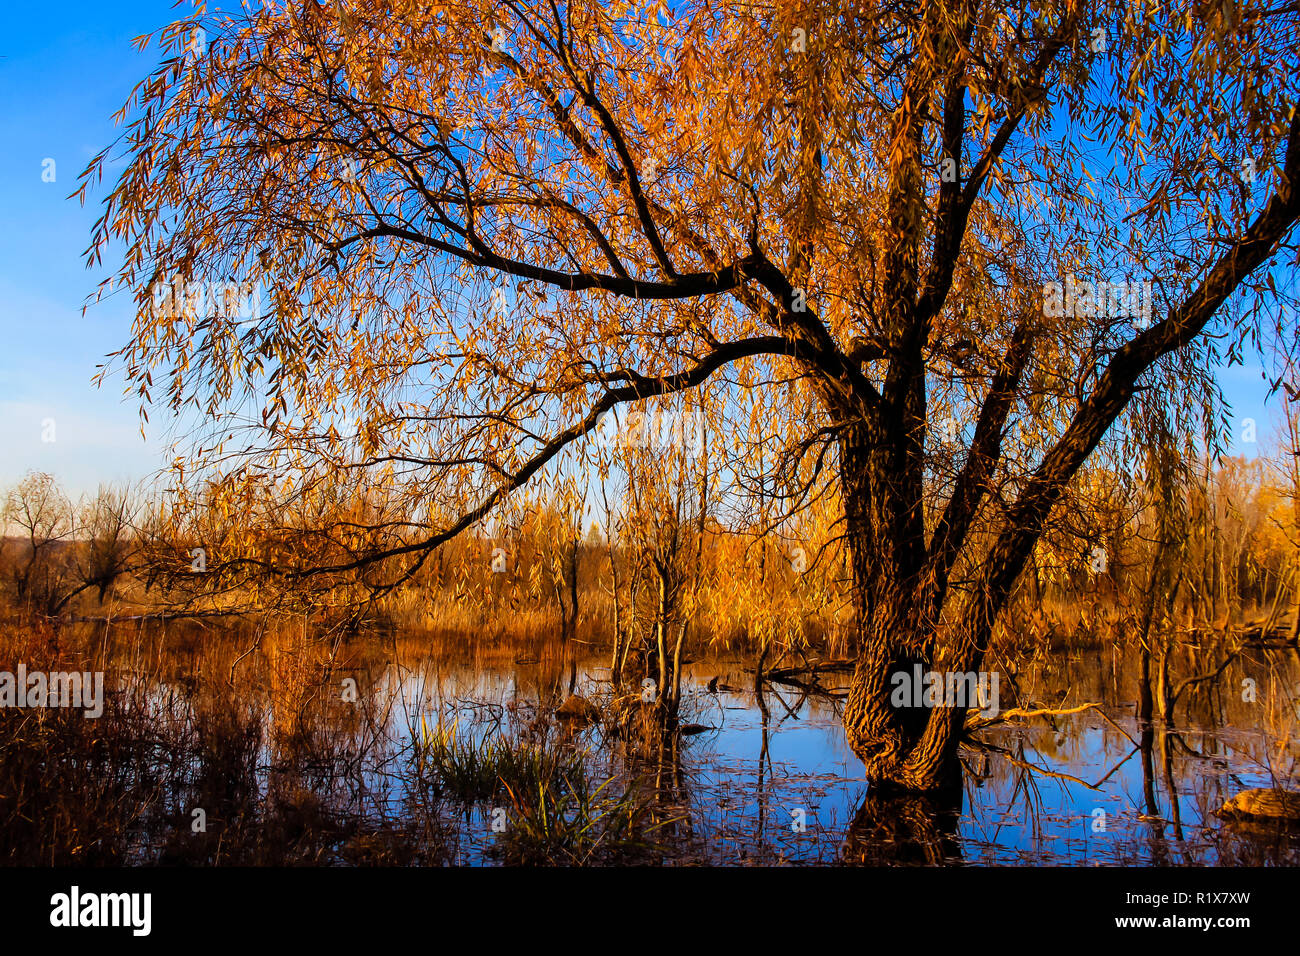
(78, 484), (139, 605)
(87, 0), (1300, 790)
(3, 472), (74, 614)
(1267, 382), (1300, 641)
(599, 397), (711, 717)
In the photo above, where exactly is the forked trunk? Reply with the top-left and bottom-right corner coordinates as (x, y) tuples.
(834, 412), (1012, 792)
(836, 425), (973, 791)
(842, 604), (972, 791)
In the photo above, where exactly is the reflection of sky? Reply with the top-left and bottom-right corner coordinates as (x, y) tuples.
(351, 653), (1298, 865)
(129, 646), (1298, 865)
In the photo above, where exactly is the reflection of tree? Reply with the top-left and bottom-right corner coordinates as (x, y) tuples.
(1158, 729), (1185, 846)
(840, 784), (965, 866)
(1138, 723), (1174, 865)
(1214, 817), (1300, 865)
(610, 702), (689, 857)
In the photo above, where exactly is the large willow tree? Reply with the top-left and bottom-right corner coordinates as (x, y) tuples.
(86, 0), (1300, 790)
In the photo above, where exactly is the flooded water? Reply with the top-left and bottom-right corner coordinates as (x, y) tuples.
(16, 623), (1293, 866)
(322, 640), (1300, 866)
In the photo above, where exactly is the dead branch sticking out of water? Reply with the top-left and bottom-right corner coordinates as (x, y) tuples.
(763, 659), (855, 679)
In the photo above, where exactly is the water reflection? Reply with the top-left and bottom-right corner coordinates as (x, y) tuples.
(90, 631), (1300, 865)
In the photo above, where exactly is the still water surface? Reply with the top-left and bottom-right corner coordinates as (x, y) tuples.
(341, 645), (1300, 866)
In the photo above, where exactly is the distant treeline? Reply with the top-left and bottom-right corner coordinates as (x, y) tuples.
(4, 447), (1299, 654)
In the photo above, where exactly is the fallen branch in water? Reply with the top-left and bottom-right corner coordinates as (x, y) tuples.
(761, 672), (849, 698)
(965, 701), (1100, 732)
(761, 659), (856, 681)
(991, 753), (1103, 790)
(63, 609), (246, 624)
(967, 739), (1120, 791)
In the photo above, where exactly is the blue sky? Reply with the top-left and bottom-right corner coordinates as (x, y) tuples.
(0, 0), (189, 498)
(0, 1), (1283, 500)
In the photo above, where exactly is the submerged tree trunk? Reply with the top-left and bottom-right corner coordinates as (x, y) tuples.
(837, 325), (1032, 791)
(838, 418), (967, 791)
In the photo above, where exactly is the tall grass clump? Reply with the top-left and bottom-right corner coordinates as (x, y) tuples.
(412, 716), (586, 804)
(495, 772), (664, 865)
(411, 715), (671, 864)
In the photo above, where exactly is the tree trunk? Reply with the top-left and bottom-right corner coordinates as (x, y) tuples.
(1137, 642), (1154, 723)
(1290, 562), (1300, 644)
(567, 533), (579, 638)
(838, 420), (966, 791)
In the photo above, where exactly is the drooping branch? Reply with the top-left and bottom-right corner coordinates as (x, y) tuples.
(916, 15), (1078, 329)
(285, 334), (802, 577)
(970, 105), (1300, 646)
